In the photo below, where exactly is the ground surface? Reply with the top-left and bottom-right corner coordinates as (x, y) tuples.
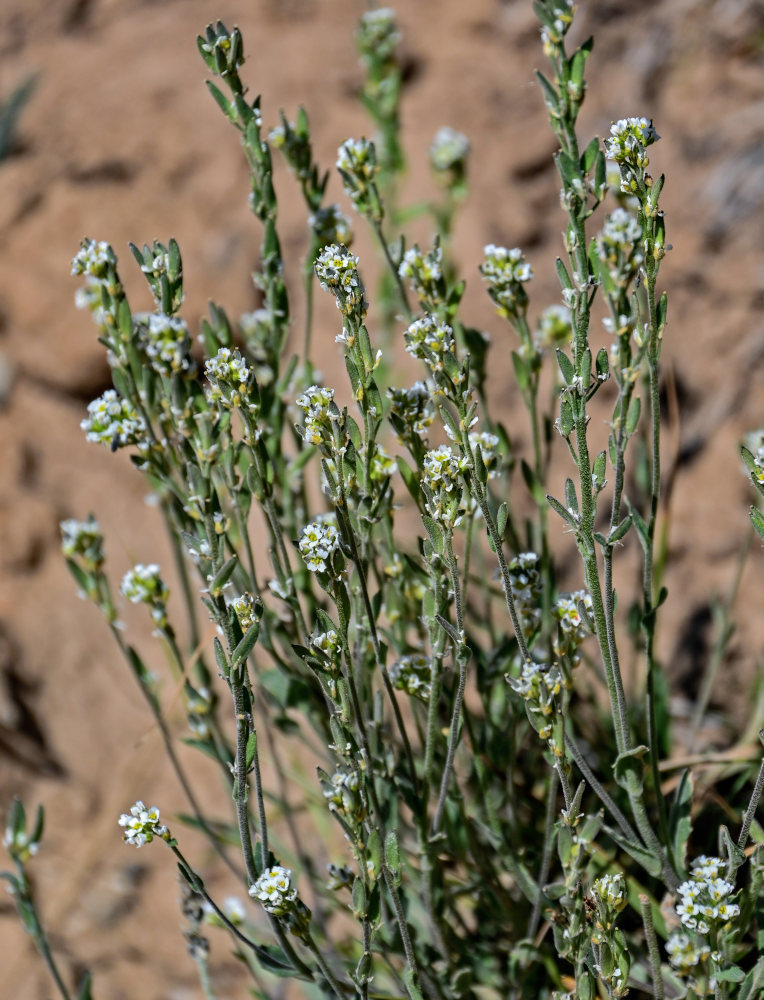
(1, 0), (764, 996)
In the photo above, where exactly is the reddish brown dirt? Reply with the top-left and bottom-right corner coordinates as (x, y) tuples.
(1, 1), (763, 997)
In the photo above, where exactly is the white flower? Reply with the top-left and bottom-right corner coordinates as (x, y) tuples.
(295, 384), (336, 446)
(665, 933), (711, 973)
(314, 244), (365, 317)
(404, 315), (455, 370)
(674, 856), (739, 932)
(205, 347), (256, 411)
(388, 381), (435, 438)
(61, 516), (103, 569)
(604, 117), (660, 161)
(232, 593), (259, 632)
(469, 431), (500, 478)
(398, 244), (443, 301)
(81, 390), (146, 448)
(592, 872), (627, 910)
(536, 304), (573, 349)
(137, 313), (191, 376)
(71, 238), (112, 278)
(430, 126), (469, 174)
(356, 8), (400, 61)
(337, 137), (376, 180)
(121, 563), (169, 610)
(298, 516), (340, 574)
(389, 653), (432, 701)
(118, 801), (168, 847)
(479, 245), (533, 316)
(248, 865), (298, 916)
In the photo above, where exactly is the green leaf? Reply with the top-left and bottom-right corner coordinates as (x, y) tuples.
(609, 828), (662, 877)
(76, 972), (93, 1000)
(245, 732), (257, 770)
(206, 80), (236, 123)
(497, 501), (509, 537)
(608, 515), (632, 544)
(232, 618), (262, 665)
(581, 136), (600, 173)
(209, 554), (239, 595)
(534, 69), (559, 111)
(613, 745), (649, 792)
(547, 493), (578, 529)
(421, 515), (445, 556)
(556, 348), (575, 386)
(213, 637), (229, 677)
(555, 257), (573, 290)
(715, 966), (745, 984)
(559, 397), (574, 437)
(564, 477), (578, 515)
(626, 395), (641, 436)
(751, 507), (764, 541)
(403, 968), (425, 1000)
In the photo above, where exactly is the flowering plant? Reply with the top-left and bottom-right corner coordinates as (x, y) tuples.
(4, 5), (764, 1000)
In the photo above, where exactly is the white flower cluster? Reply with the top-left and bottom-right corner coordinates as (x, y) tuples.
(121, 564), (169, 627)
(356, 8), (400, 62)
(322, 768), (366, 825)
(404, 315), (455, 371)
(311, 628), (341, 661)
(665, 933), (711, 974)
(61, 516), (103, 570)
(205, 347), (256, 411)
(422, 445), (467, 525)
(118, 801), (168, 847)
(309, 203), (353, 248)
(82, 389), (145, 448)
(298, 516), (340, 574)
(248, 865), (298, 916)
(389, 653), (432, 702)
(604, 117), (660, 162)
(137, 313), (191, 376)
(295, 384), (336, 447)
(508, 552), (542, 638)
(675, 856), (740, 934)
(552, 590), (592, 664)
(368, 442), (396, 482)
(592, 872), (628, 911)
(507, 661), (562, 742)
(337, 138), (377, 181)
(479, 245), (533, 315)
(430, 126), (469, 174)
(469, 431), (500, 479)
(536, 304), (573, 349)
(71, 238), (112, 278)
(601, 207), (642, 249)
(605, 117), (660, 195)
(388, 382), (435, 438)
(539, 0), (574, 46)
(399, 244), (443, 302)
(2, 816), (40, 861)
(232, 593), (259, 632)
(314, 244), (365, 317)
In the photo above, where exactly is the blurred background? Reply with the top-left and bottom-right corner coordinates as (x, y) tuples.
(1, 0), (763, 996)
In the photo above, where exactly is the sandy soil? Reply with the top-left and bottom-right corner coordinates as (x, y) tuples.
(1, 0), (763, 996)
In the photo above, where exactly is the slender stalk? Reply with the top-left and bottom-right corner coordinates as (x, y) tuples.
(528, 769), (558, 938)
(372, 220), (411, 318)
(737, 750), (764, 854)
(639, 894), (664, 1000)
